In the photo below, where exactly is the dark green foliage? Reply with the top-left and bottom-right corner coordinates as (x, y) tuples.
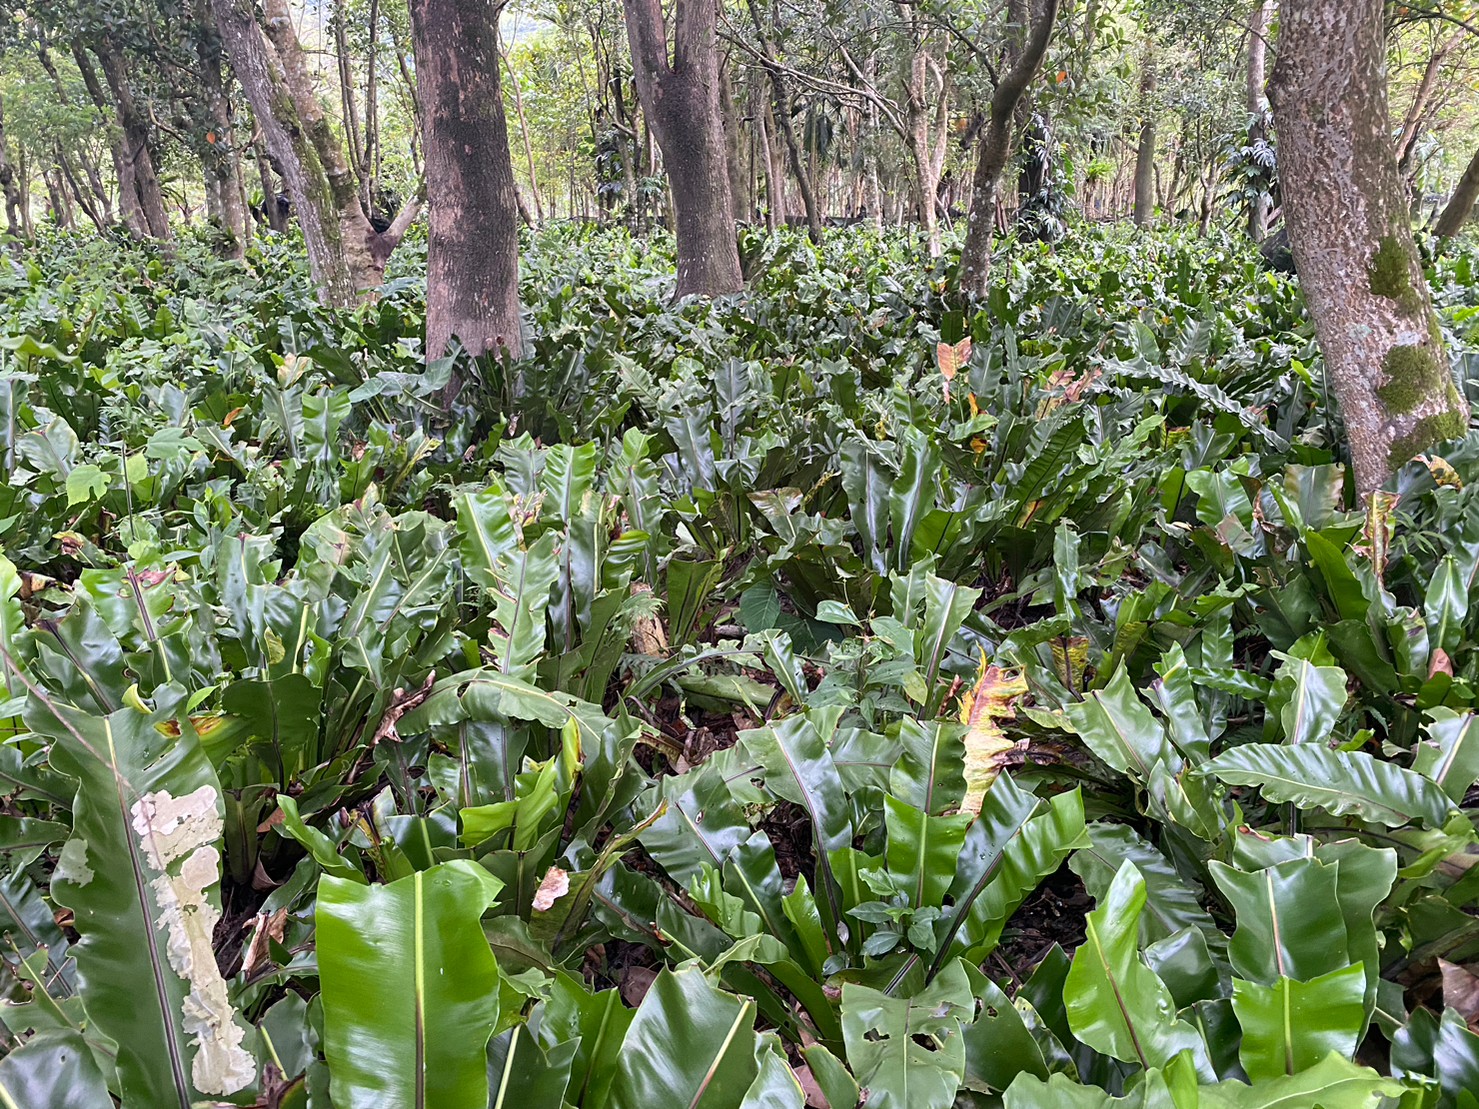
(0, 224), (1476, 1106)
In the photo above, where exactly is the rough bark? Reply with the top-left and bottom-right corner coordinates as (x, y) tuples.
(621, 0), (744, 296)
(1433, 143), (1479, 240)
(408, 0), (525, 371)
(1271, 0), (1468, 493)
(95, 44), (171, 240)
(1246, 0), (1273, 241)
(213, 0), (418, 305)
(1132, 43), (1157, 227)
(958, 0), (1059, 297)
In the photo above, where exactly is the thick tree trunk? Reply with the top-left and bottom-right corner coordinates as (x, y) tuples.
(94, 45), (170, 240)
(1246, 0), (1272, 241)
(1272, 0), (1468, 493)
(213, 0), (418, 305)
(1133, 44), (1156, 227)
(959, 0), (1059, 297)
(1433, 144), (1479, 240)
(621, 0), (743, 297)
(408, 0), (524, 370)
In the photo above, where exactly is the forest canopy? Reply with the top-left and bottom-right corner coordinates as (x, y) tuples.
(0, 2), (1478, 1108)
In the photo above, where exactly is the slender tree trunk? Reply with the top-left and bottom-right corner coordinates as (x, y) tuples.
(755, 84), (781, 229)
(0, 97), (21, 239)
(195, 1), (250, 258)
(213, 0), (419, 305)
(1433, 144), (1479, 240)
(621, 0), (743, 296)
(1271, 0), (1468, 493)
(1246, 0), (1273, 240)
(499, 32), (545, 224)
(720, 58), (749, 229)
(409, 0), (524, 371)
(94, 44), (170, 239)
(745, 0), (822, 241)
(959, 0), (1059, 297)
(1133, 42), (1156, 227)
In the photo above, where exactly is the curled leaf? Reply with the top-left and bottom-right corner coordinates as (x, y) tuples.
(532, 866), (571, 912)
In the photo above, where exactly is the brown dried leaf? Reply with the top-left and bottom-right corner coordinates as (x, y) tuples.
(1441, 959), (1479, 1031)
(531, 866), (570, 913)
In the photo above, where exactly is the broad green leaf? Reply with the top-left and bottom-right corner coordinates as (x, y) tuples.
(1426, 555), (1468, 654)
(1065, 665), (1174, 781)
(317, 860), (504, 1109)
(1272, 656), (1347, 746)
(607, 965), (760, 1108)
(1063, 862), (1211, 1074)
(1208, 857), (1348, 984)
(38, 694), (256, 1106)
(960, 963), (1049, 1094)
(1151, 644), (1211, 763)
(0, 1029), (111, 1109)
(1232, 965), (1367, 1082)
(0, 548), (25, 699)
(537, 972), (634, 1109)
(64, 463), (108, 506)
(949, 785), (1088, 964)
(1415, 709), (1479, 802)
(884, 795), (971, 908)
(1202, 744), (1452, 828)
(891, 718), (967, 815)
(1197, 1053), (1408, 1108)
(1071, 822), (1224, 960)
(841, 960), (973, 1109)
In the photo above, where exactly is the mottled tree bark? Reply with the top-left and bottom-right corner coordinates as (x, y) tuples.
(408, 0), (524, 370)
(745, 0), (821, 241)
(1246, 0), (1272, 241)
(213, 0), (419, 305)
(1272, 0), (1468, 493)
(621, 0), (744, 297)
(194, 1), (249, 258)
(1433, 144), (1479, 240)
(1132, 42), (1156, 228)
(0, 96), (21, 238)
(958, 0), (1060, 297)
(95, 44), (171, 240)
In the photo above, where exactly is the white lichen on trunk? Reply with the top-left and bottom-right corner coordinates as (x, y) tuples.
(131, 785), (256, 1096)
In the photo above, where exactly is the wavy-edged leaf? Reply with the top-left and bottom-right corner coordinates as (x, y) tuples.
(957, 659), (1028, 813)
(607, 964), (760, 1109)
(1232, 965), (1367, 1082)
(1064, 666), (1173, 781)
(1202, 744), (1452, 828)
(1415, 709), (1479, 802)
(37, 693), (256, 1106)
(1208, 856), (1348, 985)
(840, 959), (973, 1109)
(317, 860), (503, 1109)
(0, 1029), (111, 1108)
(1063, 862), (1211, 1075)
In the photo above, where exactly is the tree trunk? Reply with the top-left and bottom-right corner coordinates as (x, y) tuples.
(409, 0), (524, 370)
(745, 0), (822, 241)
(213, 0), (418, 305)
(1433, 144), (1479, 240)
(94, 44), (171, 239)
(195, 0), (250, 258)
(0, 96), (21, 239)
(500, 31), (545, 225)
(621, 0), (743, 297)
(1246, 0), (1273, 241)
(959, 0), (1059, 297)
(1271, 0), (1468, 493)
(1133, 43), (1156, 227)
